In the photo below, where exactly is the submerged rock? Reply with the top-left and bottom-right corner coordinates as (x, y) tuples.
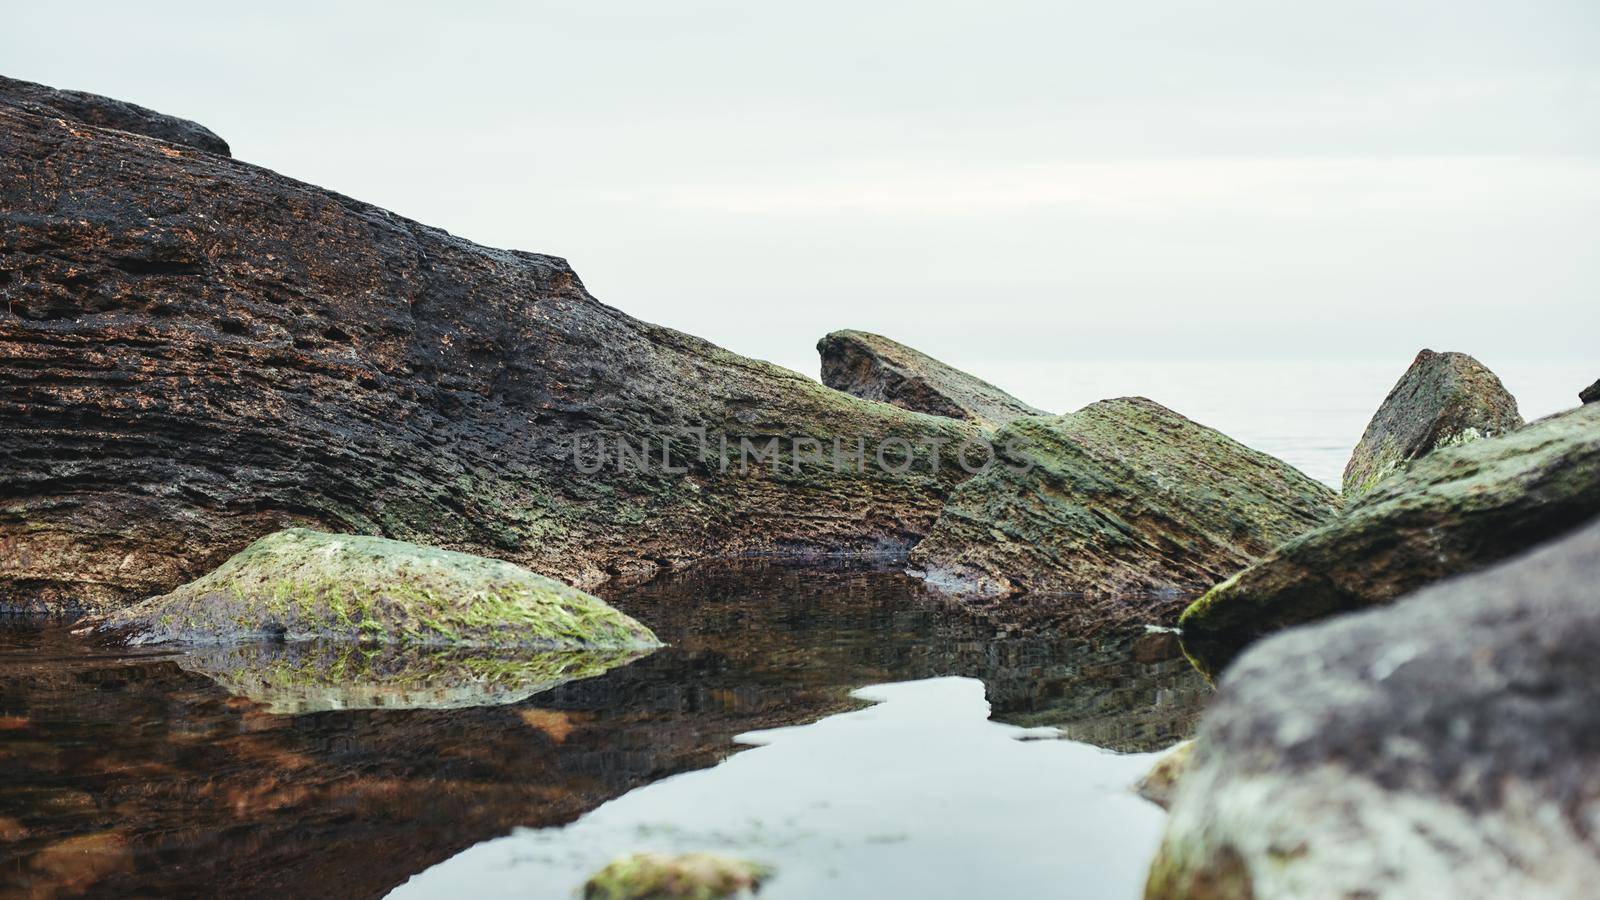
(0, 87), (981, 615)
(907, 398), (1336, 614)
(1582, 378), (1600, 404)
(1148, 519), (1600, 900)
(1135, 740), (1194, 811)
(97, 528), (660, 649)
(1179, 402), (1600, 677)
(173, 640), (648, 714)
(0, 73), (228, 155)
(1342, 349), (1521, 496)
(818, 329), (1045, 424)
(583, 853), (771, 900)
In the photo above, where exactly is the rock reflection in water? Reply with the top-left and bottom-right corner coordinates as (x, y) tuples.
(0, 560), (1207, 899)
(173, 642), (655, 714)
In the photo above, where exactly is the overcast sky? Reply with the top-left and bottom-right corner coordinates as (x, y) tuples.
(6, 1), (1597, 374)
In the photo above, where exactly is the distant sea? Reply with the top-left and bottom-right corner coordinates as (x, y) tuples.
(924, 357), (1592, 488)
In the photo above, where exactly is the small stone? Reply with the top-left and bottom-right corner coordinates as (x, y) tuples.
(1135, 740), (1195, 810)
(582, 852), (771, 900)
(1581, 378), (1600, 404)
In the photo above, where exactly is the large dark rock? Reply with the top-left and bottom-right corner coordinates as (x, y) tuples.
(1582, 378), (1600, 405)
(1148, 518), (1600, 900)
(817, 329), (1045, 425)
(0, 95), (981, 615)
(1342, 349), (1521, 496)
(906, 398), (1336, 618)
(0, 74), (228, 156)
(1180, 402), (1600, 678)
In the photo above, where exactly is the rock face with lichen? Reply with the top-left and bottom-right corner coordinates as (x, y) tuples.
(0, 74), (229, 155)
(1180, 402), (1600, 678)
(818, 329), (1045, 425)
(1342, 349), (1521, 497)
(906, 397), (1336, 616)
(1148, 519), (1600, 900)
(0, 82), (983, 615)
(583, 853), (771, 900)
(97, 528), (661, 649)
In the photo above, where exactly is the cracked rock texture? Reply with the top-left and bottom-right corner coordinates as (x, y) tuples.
(0, 92), (980, 615)
(1342, 349), (1521, 497)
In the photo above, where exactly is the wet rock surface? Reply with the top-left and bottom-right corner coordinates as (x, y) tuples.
(0, 74), (228, 155)
(0, 92), (980, 615)
(907, 397), (1336, 617)
(817, 329), (1045, 425)
(1342, 349), (1522, 497)
(98, 528), (660, 649)
(1180, 401), (1600, 677)
(1149, 518), (1600, 900)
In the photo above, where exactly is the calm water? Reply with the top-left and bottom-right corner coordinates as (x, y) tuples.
(0, 562), (1205, 899)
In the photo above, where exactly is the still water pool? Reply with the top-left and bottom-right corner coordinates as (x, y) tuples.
(0, 562), (1206, 898)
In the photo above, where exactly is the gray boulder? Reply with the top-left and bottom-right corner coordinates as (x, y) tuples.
(1343, 349), (1521, 497)
(818, 329), (1045, 425)
(1582, 378), (1599, 405)
(1148, 517), (1600, 900)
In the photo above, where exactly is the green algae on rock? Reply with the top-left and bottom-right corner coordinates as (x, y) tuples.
(1180, 401), (1600, 678)
(173, 640), (651, 714)
(817, 329), (1046, 425)
(98, 528), (660, 649)
(1342, 349), (1522, 497)
(906, 398), (1336, 619)
(583, 853), (771, 900)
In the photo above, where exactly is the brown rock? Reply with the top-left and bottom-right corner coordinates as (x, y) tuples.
(0, 91), (979, 615)
(1342, 349), (1521, 496)
(818, 329), (1045, 425)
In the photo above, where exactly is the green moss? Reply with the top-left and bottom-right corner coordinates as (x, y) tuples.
(582, 853), (772, 900)
(105, 528), (661, 650)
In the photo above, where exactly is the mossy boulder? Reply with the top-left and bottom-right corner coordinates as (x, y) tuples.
(906, 398), (1336, 617)
(98, 528), (660, 649)
(1150, 520), (1600, 899)
(1342, 349), (1521, 497)
(818, 329), (1046, 425)
(173, 641), (649, 713)
(1180, 402), (1600, 678)
(583, 853), (771, 900)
